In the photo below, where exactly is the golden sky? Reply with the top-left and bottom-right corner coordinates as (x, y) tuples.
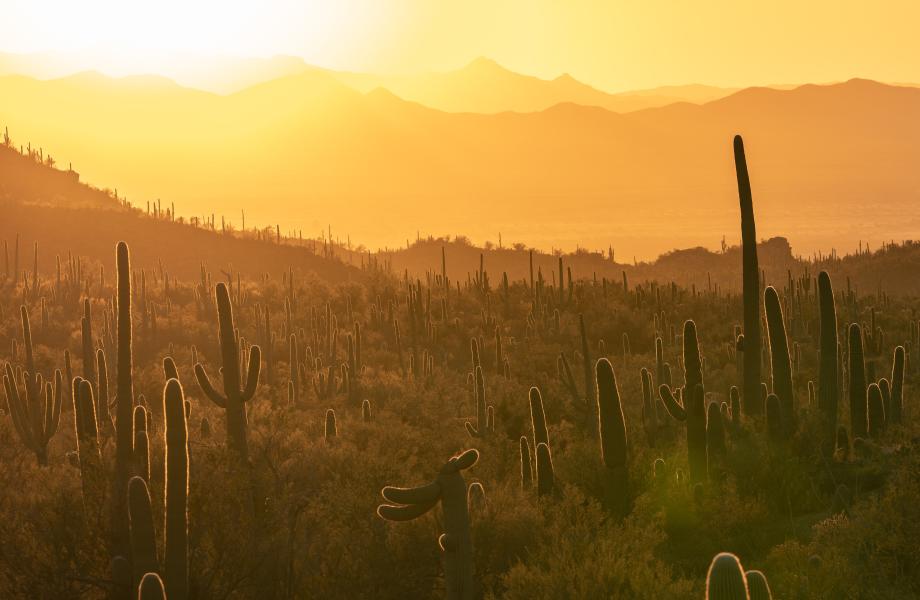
(5, 0), (920, 91)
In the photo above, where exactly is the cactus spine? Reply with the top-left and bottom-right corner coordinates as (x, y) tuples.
(734, 135), (762, 416)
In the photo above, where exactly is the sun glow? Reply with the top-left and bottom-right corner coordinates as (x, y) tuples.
(5, 0), (382, 76)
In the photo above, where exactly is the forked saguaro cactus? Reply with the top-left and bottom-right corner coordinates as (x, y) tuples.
(194, 283), (261, 460)
(465, 366), (493, 437)
(660, 320), (708, 483)
(3, 363), (62, 465)
(377, 449), (479, 600)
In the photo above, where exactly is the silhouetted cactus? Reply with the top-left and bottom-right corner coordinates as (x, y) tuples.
(707, 402), (726, 458)
(734, 135), (762, 416)
(362, 399), (372, 423)
(579, 314), (593, 402)
(138, 573), (167, 600)
(595, 358), (629, 515)
(817, 272), (838, 455)
(745, 570), (772, 600)
(113, 241), (135, 559)
(660, 320), (707, 482)
(194, 282), (261, 459)
(324, 408), (337, 441)
(848, 323), (868, 439)
(128, 476), (158, 586)
(890, 345), (904, 424)
(706, 552), (748, 599)
(766, 393), (783, 446)
(764, 287), (794, 435)
(867, 383), (885, 437)
(3, 362), (62, 465)
(519, 436), (532, 489)
(465, 366), (492, 437)
(73, 377), (103, 517)
(528, 387), (549, 448)
(163, 378), (188, 600)
(535, 442), (555, 497)
(377, 449), (479, 600)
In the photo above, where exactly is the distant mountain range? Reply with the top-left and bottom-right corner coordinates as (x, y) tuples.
(0, 51), (745, 112)
(0, 56), (918, 259)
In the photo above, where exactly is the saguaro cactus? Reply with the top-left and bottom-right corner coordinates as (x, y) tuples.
(706, 552), (749, 599)
(163, 379), (188, 600)
(519, 436), (533, 489)
(465, 366), (493, 437)
(3, 363), (62, 465)
(817, 272), (838, 455)
(764, 287), (794, 435)
(377, 449), (479, 600)
(128, 476), (158, 586)
(734, 135), (762, 416)
(194, 283), (261, 460)
(535, 442), (555, 497)
(73, 377), (103, 518)
(660, 320), (708, 483)
(889, 345), (905, 424)
(848, 323), (868, 439)
(139, 573), (167, 600)
(114, 241), (135, 558)
(528, 387), (549, 448)
(595, 358), (629, 515)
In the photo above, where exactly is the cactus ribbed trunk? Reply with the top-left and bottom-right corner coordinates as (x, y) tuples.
(817, 272), (838, 455)
(848, 324), (868, 439)
(164, 379), (188, 600)
(764, 287), (794, 436)
(114, 241), (135, 561)
(595, 358), (629, 515)
(734, 135), (762, 415)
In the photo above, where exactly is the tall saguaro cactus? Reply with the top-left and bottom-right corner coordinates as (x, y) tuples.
(377, 450), (479, 600)
(194, 283), (261, 460)
(848, 323), (868, 439)
(734, 135), (762, 415)
(114, 241), (135, 560)
(595, 358), (629, 515)
(817, 272), (838, 455)
(163, 379), (189, 600)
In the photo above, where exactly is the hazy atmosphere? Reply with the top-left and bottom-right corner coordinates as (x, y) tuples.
(1, 2), (919, 599)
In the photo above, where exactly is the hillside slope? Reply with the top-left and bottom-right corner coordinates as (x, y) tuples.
(0, 143), (361, 283)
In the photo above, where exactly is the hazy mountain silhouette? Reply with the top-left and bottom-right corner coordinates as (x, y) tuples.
(1, 73), (918, 258)
(329, 57), (738, 113)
